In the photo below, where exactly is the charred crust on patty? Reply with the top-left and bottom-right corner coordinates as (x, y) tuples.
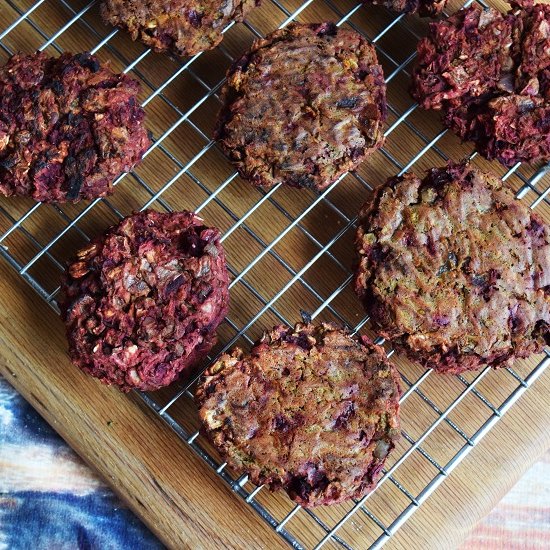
(0, 52), (150, 203)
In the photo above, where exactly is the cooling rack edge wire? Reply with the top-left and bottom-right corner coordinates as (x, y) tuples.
(0, 0), (549, 548)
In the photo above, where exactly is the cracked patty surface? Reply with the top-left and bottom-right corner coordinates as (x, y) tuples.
(363, 0), (447, 17)
(215, 22), (386, 190)
(411, 0), (550, 167)
(101, 0), (260, 57)
(61, 210), (229, 392)
(354, 162), (550, 374)
(196, 323), (401, 507)
(0, 52), (150, 203)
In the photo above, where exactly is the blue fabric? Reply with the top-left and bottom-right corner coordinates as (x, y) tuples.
(0, 377), (163, 549)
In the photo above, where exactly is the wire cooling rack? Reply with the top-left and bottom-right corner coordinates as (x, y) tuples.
(0, 0), (549, 547)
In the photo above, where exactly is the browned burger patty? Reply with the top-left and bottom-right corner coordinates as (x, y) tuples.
(354, 162), (550, 375)
(60, 210), (230, 392)
(215, 22), (386, 190)
(196, 323), (401, 507)
(411, 0), (550, 167)
(0, 52), (150, 203)
(101, 0), (261, 57)
(363, 0), (447, 17)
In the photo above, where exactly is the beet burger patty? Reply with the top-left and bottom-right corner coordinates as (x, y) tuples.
(363, 0), (448, 17)
(61, 210), (229, 392)
(411, 1), (550, 166)
(354, 162), (550, 374)
(215, 22), (386, 191)
(197, 323), (401, 507)
(101, 0), (260, 57)
(0, 52), (150, 202)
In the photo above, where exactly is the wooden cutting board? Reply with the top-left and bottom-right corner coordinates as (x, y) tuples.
(1, 0), (549, 548)
(2, 259), (550, 549)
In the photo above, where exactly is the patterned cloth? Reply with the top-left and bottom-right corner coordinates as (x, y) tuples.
(0, 377), (162, 550)
(1, 375), (549, 548)
(462, 451), (550, 549)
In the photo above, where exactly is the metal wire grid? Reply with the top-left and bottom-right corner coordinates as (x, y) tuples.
(0, 0), (549, 548)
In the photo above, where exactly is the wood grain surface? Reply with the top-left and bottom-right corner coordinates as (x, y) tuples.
(0, 0), (549, 548)
(1, 255), (549, 549)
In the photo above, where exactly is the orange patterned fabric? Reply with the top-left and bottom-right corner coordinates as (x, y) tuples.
(463, 451), (550, 549)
